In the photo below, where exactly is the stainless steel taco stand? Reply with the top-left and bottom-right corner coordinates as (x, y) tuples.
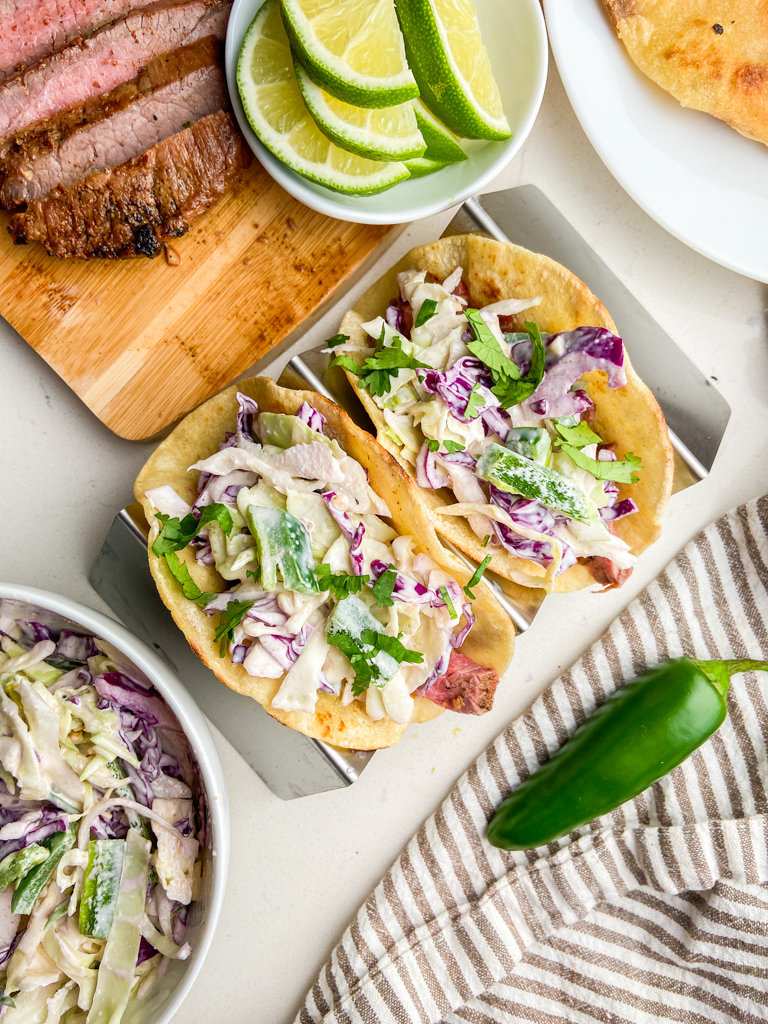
(90, 184), (731, 799)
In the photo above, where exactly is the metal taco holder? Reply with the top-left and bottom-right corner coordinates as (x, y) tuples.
(90, 185), (731, 800)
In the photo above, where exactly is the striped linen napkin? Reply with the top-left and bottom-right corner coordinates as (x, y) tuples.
(298, 496), (768, 1024)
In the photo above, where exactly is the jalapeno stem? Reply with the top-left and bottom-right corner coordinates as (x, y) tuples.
(693, 659), (768, 699)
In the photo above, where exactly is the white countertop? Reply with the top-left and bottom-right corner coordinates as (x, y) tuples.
(2, 59), (767, 1024)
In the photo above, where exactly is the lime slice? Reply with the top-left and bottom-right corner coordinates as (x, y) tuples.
(294, 56), (426, 161)
(404, 156), (451, 178)
(281, 0), (418, 108)
(237, 0), (409, 196)
(397, 0), (511, 140)
(413, 99), (467, 163)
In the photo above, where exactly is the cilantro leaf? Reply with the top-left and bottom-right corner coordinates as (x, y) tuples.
(315, 564), (370, 600)
(327, 632), (379, 697)
(438, 586), (458, 619)
(427, 439), (440, 453)
(491, 322), (546, 409)
(330, 335), (429, 399)
(465, 308), (520, 380)
(163, 551), (217, 608)
(360, 630), (424, 665)
(443, 441), (466, 454)
(325, 333), (349, 348)
(560, 445), (643, 484)
(214, 599), (254, 657)
(152, 503), (233, 557)
(371, 565), (397, 606)
(554, 420), (602, 448)
(464, 383), (486, 420)
(463, 555), (492, 600)
(414, 299), (438, 328)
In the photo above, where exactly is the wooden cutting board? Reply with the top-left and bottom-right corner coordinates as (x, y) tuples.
(0, 159), (394, 440)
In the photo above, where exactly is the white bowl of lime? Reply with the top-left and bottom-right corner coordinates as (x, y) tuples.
(225, 0), (548, 224)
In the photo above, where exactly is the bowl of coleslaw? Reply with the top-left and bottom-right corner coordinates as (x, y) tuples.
(0, 582), (228, 1024)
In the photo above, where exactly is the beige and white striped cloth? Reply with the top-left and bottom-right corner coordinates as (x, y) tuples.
(298, 496), (768, 1024)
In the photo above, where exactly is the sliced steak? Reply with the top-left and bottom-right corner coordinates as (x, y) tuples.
(0, 0), (160, 80)
(579, 555), (633, 591)
(0, 0), (230, 141)
(9, 111), (246, 258)
(419, 650), (500, 716)
(0, 36), (226, 208)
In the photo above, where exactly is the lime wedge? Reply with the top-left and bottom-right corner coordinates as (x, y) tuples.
(413, 99), (467, 163)
(294, 56), (426, 161)
(237, 0), (409, 196)
(281, 0), (418, 108)
(397, 0), (511, 140)
(404, 156), (451, 178)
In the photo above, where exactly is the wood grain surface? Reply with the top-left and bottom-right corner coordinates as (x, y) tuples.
(0, 159), (394, 440)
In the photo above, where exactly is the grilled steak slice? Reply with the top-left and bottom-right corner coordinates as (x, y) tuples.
(0, 0), (230, 141)
(0, 37), (226, 208)
(9, 111), (246, 258)
(419, 650), (500, 716)
(0, 0), (160, 80)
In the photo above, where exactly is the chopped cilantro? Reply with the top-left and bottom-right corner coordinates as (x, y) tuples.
(327, 632), (379, 697)
(443, 441), (466, 454)
(214, 600), (254, 657)
(329, 329), (429, 399)
(325, 333), (349, 348)
(371, 565), (397, 606)
(553, 420), (602, 448)
(465, 308), (520, 380)
(163, 551), (217, 608)
(491, 322), (546, 408)
(315, 564), (370, 599)
(438, 586), (458, 619)
(182, 121), (191, 129)
(360, 629), (424, 665)
(464, 383), (486, 420)
(463, 555), (492, 600)
(414, 299), (438, 328)
(427, 439), (440, 453)
(560, 446), (643, 484)
(152, 503), (233, 557)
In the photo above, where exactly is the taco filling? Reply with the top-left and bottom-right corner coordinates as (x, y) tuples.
(331, 267), (644, 591)
(143, 394), (499, 725)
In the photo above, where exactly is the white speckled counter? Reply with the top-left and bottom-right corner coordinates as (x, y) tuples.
(1, 63), (766, 1024)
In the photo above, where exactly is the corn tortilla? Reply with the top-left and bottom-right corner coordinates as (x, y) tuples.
(338, 234), (674, 593)
(135, 377), (515, 750)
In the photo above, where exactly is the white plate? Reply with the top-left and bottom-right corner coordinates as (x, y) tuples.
(544, 0), (768, 283)
(225, 0), (547, 225)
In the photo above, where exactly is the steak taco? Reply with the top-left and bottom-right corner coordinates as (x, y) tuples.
(134, 377), (515, 750)
(334, 234), (674, 593)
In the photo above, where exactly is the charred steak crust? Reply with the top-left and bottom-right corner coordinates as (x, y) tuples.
(420, 650), (500, 716)
(0, 36), (227, 208)
(0, 0), (231, 141)
(9, 111), (247, 258)
(0, 0), (162, 81)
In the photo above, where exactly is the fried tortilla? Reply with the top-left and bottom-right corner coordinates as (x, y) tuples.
(338, 234), (674, 593)
(134, 376), (515, 750)
(605, 0), (768, 145)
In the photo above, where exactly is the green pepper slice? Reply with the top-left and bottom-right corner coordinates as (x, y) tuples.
(475, 442), (590, 522)
(245, 506), (318, 595)
(12, 823), (77, 915)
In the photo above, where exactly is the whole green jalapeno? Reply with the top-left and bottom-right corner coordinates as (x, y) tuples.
(487, 658), (768, 851)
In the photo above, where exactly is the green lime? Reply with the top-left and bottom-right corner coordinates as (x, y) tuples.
(237, 0), (409, 195)
(397, 0), (511, 140)
(281, 0), (417, 108)
(294, 57), (425, 161)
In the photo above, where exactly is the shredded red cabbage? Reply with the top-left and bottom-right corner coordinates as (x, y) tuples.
(296, 401), (325, 434)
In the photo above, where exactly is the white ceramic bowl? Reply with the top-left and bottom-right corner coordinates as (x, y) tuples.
(0, 583), (229, 1024)
(225, 0), (548, 224)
